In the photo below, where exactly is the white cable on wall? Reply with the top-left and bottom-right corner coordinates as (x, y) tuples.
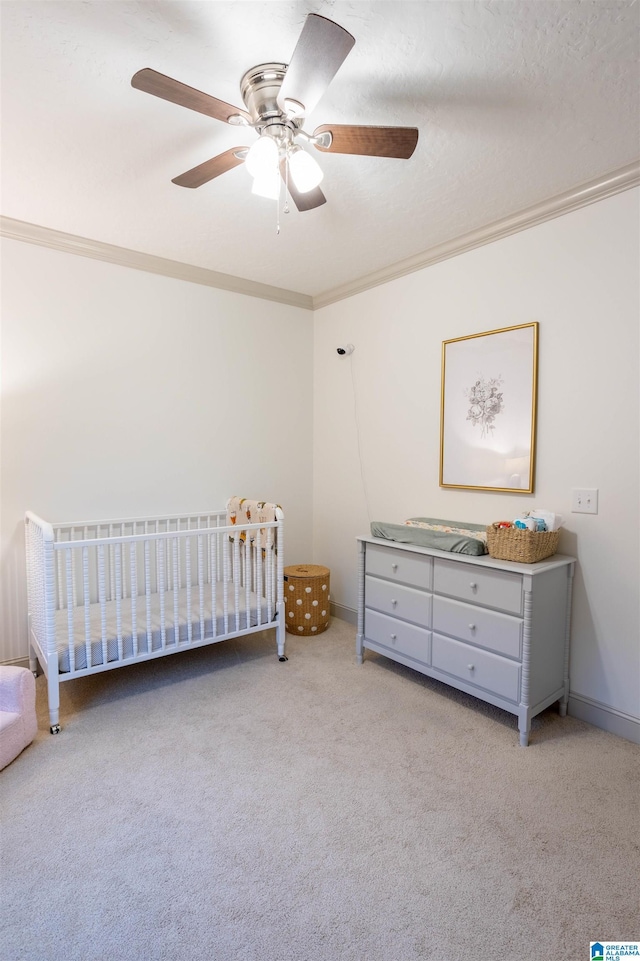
(337, 345), (372, 525)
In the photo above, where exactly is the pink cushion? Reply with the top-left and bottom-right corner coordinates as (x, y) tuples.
(0, 667), (37, 769)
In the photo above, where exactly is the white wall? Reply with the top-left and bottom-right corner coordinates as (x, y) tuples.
(1, 239), (314, 663)
(313, 189), (640, 726)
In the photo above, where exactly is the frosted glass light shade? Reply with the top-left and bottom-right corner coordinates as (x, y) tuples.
(288, 147), (324, 193)
(251, 169), (281, 200)
(245, 136), (279, 178)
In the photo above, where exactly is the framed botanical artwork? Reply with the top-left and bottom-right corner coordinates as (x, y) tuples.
(439, 322), (539, 493)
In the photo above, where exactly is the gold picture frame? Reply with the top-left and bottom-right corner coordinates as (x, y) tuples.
(440, 322), (539, 493)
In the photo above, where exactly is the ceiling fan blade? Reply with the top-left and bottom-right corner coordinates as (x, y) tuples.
(172, 148), (247, 188)
(132, 68), (251, 125)
(277, 14), (355, 117)
(279, 160), (326, 211)
(313, 125), (419, 159)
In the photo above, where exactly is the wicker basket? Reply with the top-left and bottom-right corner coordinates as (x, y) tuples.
(283, 564), (331, 636)
(486, 523), (560, 564)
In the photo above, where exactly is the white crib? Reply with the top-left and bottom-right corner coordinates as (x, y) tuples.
(25, 502), (285, 733)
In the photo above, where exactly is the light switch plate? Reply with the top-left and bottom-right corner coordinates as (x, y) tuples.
(571, 488), (598, 514)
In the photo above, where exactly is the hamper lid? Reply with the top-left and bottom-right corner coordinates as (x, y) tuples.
(284, 565), (330, 578)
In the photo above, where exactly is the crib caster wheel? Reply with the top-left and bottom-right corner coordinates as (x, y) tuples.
(50, 724), (61, 735)
(278, 655), (288, 662)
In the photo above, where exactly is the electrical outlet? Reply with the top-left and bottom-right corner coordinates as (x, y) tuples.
(571, 488), (598, 514)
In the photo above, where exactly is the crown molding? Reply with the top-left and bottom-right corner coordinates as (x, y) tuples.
(312, 160), (640, 309)
(0, 217), (314, 311)
(2, 161), (638, 313)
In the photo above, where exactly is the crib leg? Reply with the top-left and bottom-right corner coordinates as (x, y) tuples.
(47, 673), (61, 734)
(276, 602), (287, 661)
(27, 616), (39, 677)
(29, 642), (38, 677)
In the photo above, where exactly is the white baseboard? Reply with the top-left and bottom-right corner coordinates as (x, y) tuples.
(568, 694), (640, 745)
(330, 603), (357, 626)
(1, 656), (31, 670)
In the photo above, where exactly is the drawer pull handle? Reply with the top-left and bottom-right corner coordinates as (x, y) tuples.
(468, 623), (476, 631)
(391, 599), (397, 606)
(469, 582), (478, 591)
(390, 634), (397, 641)
(391, 563), (398, 571)
(467, 664), (475, 671)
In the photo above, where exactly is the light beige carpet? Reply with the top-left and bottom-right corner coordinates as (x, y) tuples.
(1, 618), (638, 961)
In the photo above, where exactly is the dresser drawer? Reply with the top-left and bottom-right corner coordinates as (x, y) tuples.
(432, 633), (520, 702)
(432, 596), (522, 658)
(366, 544), (432, 590)
(433, 558), (522, 615)
(365, 575), (431, 627)
(365, 609), (431, 665)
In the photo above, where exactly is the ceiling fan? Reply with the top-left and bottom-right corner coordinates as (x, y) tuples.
(131, 12), (418, 211)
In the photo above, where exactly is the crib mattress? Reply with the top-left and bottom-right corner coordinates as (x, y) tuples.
(53, 583), (273, 673)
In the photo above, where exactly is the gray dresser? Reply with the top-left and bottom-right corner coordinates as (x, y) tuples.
(356, 536), (575, 746)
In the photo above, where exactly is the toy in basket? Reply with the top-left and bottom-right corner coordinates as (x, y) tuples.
(486, 522), (560, 563)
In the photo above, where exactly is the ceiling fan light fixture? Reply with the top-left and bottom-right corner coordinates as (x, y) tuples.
(245, 134), (279, 178)
(251, 168), (281, 200)
(288, 145), (324, 193)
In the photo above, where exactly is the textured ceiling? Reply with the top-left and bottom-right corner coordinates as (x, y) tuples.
(1, 0), (639, 299)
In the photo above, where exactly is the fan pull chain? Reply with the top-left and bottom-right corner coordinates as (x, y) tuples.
(276, 158), (282, 234)
(283, 155), (290, 215)
(275, 155), (290, 235)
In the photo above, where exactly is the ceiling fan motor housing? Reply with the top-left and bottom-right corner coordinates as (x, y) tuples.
(240, 63), (290, 124)
(240, 62), (305, 152)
